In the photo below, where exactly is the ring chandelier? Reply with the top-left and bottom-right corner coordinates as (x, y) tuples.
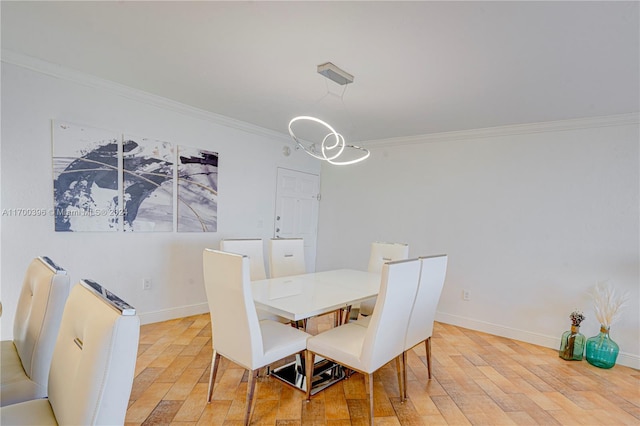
(288, 62), (370, 166)
(288, 116), (370, 166)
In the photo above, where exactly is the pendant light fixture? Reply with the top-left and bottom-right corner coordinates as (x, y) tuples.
(288, 62), (370, 165)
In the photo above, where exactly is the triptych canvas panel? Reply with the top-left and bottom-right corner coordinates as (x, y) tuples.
(123, 135), (174, 232)
(52, 121), (218, 232)
(177, 146), (218, 232)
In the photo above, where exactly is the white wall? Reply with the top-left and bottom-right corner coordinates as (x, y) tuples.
(316, 117), (640, 369)
(2, 57), (638, 370)
(0, 59), (320, 335)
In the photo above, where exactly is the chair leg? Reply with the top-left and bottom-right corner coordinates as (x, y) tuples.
(367, 372), (374, 426)
(343, 305), (352, 324)
(244, 369), (258, 426)
(207, 350), (221, 403)
(305, 350), (314, 401)
(395, 355), (404, 401)
(402, 351), (408, 401)
(425, 337), (432, 379)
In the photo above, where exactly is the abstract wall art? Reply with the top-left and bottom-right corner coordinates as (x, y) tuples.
(52, 120), (220, 233)
(123, 136), (174, 231)
(177, 146), (218, 232)
(52, 121), (120, 232)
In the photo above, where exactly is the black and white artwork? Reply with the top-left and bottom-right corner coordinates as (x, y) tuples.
(123, 136), (174, 231)
(52, 121), (120, 232)
(53, 120), (219, 233)
(177, 146), (218, 232)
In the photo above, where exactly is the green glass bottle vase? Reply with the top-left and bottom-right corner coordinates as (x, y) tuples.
(585, 325), (619, 369)
(559, 325), (586, 361)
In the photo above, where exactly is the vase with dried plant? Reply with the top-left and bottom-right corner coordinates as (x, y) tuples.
(559, 310), (586, 361)
(585, 282), (628, 369)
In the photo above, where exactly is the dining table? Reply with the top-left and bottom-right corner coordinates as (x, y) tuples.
(251, 268), (381, 395)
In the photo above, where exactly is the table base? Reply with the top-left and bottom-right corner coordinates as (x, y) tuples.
(271, 355), (346, 396)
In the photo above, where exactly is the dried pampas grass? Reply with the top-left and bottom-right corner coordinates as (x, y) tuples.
(590, 281), (629, 328)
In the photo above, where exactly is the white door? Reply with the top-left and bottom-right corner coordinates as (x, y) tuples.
(274, 168), (320, 271)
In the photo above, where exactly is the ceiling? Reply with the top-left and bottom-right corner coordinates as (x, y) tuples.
(2, 1), (638, 143)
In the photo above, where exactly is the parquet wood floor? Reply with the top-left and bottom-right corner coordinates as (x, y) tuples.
(125, 313), (640, 425)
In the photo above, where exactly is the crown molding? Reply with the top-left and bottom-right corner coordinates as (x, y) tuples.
(1, 49), (291, 144)
(3, 49), (638, 148)
(366, 113), (640, 148)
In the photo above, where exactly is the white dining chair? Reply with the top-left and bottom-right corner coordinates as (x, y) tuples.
(202, 249), (310, 426)
(268, 238), (306, 278)
(0, 280), (140, 425)
(219, 239), (267, 280)
(0, 256), (70, 407)
(401, 254), (448, 398)
(304, 258), (421, 426)
(220, 238), (289, 324)
(358, 242), (410, 317)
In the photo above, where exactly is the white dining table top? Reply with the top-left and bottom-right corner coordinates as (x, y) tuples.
(252, 269), (381, 321)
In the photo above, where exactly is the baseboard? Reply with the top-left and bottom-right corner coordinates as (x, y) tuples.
(435, 311), (640, 370)
(136, 306), (639, 370)
(138, 303), (209, 326)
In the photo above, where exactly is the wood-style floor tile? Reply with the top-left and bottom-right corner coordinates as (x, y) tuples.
(142, 400), (183, 426)
(125, 314), (640, 425)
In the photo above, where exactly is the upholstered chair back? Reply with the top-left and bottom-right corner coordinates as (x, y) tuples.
(47, 282), (139, 425)
(10, 257), (70, 400)
(220, 239), (267, 280)
(203, 249), (263, 370)
(367, 242), (409, 273)
(358, 242), (410, 317)
(405, 255), (448, 351)
(360, 258), (421, 372)
(268, 238), (306, 278)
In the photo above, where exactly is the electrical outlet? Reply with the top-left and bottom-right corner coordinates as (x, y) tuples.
(142, 278), (152, 290)
(462, 290), (470, 301)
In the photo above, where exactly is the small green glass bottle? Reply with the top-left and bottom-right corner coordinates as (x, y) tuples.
(559, 325), (586, 361)
(585, 325), (619, 369)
